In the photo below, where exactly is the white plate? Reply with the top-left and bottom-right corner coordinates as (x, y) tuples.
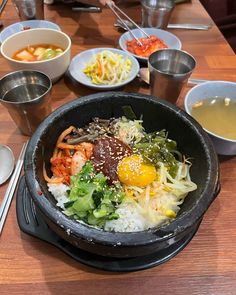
(68, 48), (140, 90)
(119, 28), (182, 62)
(0, 20), (61, 43)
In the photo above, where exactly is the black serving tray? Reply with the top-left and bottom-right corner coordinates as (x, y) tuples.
(16, 176), (201, 272)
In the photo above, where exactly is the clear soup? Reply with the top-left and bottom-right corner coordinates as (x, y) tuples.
(191, 97), (236, 140)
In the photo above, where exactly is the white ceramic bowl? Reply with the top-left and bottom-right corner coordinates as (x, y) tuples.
(68, 47), (140, 90)
(184, 81), (236, 155)
(0, 28), (71, 83)
(119, 28), (182, 62)
(0, 20), (61, 43)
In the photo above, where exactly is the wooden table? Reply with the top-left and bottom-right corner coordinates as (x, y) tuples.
(0, 1), (236, 294)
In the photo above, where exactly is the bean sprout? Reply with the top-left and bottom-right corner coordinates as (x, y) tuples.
(83, 50), (132, 85)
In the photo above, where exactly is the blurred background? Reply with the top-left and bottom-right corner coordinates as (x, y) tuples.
(46, 0), (236, 53)
(199, 0), (236, 52)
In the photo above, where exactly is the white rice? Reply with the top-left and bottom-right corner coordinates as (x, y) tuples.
(48, 184), (181, 232)
(104, 197), (174, 232)
(48, 183), (69, 210)
(104, 201), (150, 232)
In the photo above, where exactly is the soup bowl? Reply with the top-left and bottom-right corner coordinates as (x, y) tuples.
(184, 81), (236, 155)
(0, 28), (71, 83)
(24, 92), (219, 262)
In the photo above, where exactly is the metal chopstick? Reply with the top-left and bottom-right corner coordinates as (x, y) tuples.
(167, 23), (212, 30)
(114, 18), (212, 31)
(0, 0), (8, 16)
(106, 1), (149, 46)
(0, 141), (28, 235)
(109, 1), (149, 37)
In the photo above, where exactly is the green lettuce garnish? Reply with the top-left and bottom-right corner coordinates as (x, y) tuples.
(64, 161), (125, 228)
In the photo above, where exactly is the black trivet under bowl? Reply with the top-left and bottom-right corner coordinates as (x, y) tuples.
(16, 176), (201, 272)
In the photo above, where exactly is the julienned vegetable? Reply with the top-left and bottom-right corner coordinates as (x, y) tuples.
(45, 116), (197, 232)
(83, 50), (132, 85)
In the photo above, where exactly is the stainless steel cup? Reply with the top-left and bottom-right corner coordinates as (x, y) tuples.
(12, 0), (44, 21)
(148, 49), (196, 104)
(141, 0), (175, 29)
(0, 70), (52, 136)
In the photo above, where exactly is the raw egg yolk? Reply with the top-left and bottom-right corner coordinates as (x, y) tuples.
(117, 154), (157, 187)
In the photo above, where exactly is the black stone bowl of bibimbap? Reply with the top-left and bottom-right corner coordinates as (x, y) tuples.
(24, 92), (220, 258)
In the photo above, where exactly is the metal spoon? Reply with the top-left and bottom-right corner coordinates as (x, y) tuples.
(139, 67), (210, 86)
(0, 145), (15, 185)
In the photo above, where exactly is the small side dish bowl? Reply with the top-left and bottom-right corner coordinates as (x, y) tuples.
(184, 81), (236, 155)
(0, 28), (71, 83)
(119, 28), (182, 62)
(68, 47), (140, 90)
(0, 20), (61, 43)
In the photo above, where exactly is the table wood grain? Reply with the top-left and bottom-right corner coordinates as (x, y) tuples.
(0, 1), (235, 294)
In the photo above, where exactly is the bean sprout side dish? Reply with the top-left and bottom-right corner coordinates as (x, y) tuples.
(83, 50), (132, 85)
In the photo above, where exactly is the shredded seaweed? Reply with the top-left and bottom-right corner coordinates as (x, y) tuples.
(122, 105), (137, 120)
(134, 130), (180, 177)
